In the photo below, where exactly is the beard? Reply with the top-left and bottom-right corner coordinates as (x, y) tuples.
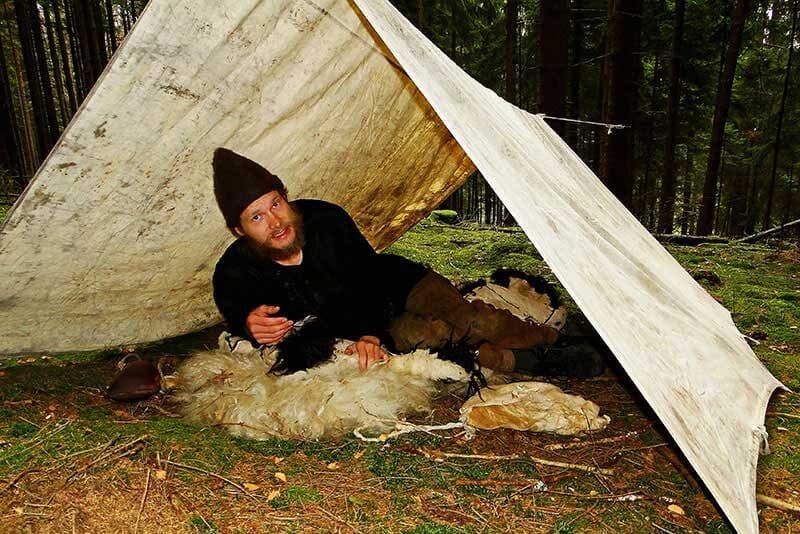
(246, 204), (306, 262)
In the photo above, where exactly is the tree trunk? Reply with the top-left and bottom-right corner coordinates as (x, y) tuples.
(483, 176), (493, 225)
(13, 0), (51, 160)
(121, 4), (130, 34)
(640, 57), (660, 227)
(696, 0), (750, 235)
(744, 150), (758, 235)
(599, 0), (643, 208)
(416, 0), (424, 32)
(680, 138), (694, 235)
(29, 0), (60, 144)
(72, 0), (102, 94)
(567, 0), (583, 150)
(6, 9), (38, 176)
(727, 164), (749, 237)
(43, 0), (68, 126)
(53, 0), (77, 115)
(0, 27), (24, 185)
(504, 0), (518, 104)
(90, 0), (108, 65)
(63, 0), (85, 99)
(657, 0), (686, 234)
(105, 0), (117, 53)
(782, 160), (795, 227)
(592, 43), (604, 173)
(537, 0), (569, 137)
(762, 0), (797, 230)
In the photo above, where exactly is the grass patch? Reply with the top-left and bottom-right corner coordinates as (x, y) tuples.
(269, 485), (323, 508)
(405, 522), (471, 534)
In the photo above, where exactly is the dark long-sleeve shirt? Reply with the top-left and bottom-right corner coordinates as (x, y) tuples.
(212, 199), (427, 343)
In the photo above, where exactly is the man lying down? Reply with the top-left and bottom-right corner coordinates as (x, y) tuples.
(211, 147), (604, 378)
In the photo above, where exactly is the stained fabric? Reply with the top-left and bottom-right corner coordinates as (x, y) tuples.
(0, 0), (784, 531)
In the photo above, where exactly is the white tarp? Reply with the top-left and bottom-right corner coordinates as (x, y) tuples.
(0, 0), (783, 531)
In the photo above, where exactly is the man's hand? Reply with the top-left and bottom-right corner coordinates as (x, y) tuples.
(246, 305), (293, 345)
(345, 336), (388, 371)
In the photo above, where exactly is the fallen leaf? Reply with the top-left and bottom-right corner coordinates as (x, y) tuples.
(272, 456), (284, 464)
(667, 504), (685, 516)
(154, 469), (167, 480)
(274, 472), (287, 483)
(0, 371), (6, 377)
(378, 434), (389, 442)
(13, 507), (23, 515)
(267, 489), (280, 502)
(327, 462), (339, 470)
(352, 450), (365, 460)
(244, 483), (260, 492)
(113, 409), (130, 418)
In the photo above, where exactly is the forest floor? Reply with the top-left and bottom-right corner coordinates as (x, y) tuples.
(0, 213), (799, 533)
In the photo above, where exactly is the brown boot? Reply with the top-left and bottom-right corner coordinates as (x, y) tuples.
(476, 342), (516, 372)
(406, 271), (559, 348)
(388, 313), (458, 353)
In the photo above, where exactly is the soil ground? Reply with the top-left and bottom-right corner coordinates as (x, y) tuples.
(0, 215), (798, 533)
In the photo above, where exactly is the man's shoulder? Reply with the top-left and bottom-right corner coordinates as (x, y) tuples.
(213, 238), (269, 280)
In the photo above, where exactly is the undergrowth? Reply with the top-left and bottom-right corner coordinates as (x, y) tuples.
(0, 216), (797, 532)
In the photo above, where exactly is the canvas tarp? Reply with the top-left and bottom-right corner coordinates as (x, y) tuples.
(0, 0), (784, 531)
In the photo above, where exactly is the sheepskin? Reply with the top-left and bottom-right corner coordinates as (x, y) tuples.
(174, 333), (470, 440)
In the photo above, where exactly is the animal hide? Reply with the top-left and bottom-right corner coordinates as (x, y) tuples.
(173, 333), (471, 440)
(460, 382), (610, 435)
(461, 269), (568, 331)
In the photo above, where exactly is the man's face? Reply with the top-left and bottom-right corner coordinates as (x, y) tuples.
(236, 191), (304, 260)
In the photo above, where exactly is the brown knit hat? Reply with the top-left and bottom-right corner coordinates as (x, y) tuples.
(212, 147), (286, 228)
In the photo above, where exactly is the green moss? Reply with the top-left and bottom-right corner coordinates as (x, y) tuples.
(9, 420), (38, 437)
(187, 514), (220, 533)
(269, 485), (323, 508)
(428, 210), (459, 224)
(367, 448), (428, 489)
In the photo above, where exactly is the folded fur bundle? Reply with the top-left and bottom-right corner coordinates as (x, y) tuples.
(173, 333), (470, 440)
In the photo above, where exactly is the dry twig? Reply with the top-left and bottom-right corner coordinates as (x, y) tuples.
(419, 449), (614, 475)
(767, 411), (800, 421)
(315, 504), (360, 532)
(161, 459), (255, 498)
(756, 494), (800, 514)
(134, 469), (151, 534)
(65, 435), (147, 482)
(544, 431), (640, 450)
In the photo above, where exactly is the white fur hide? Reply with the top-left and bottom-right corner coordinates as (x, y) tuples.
(174, 333), (470, 440)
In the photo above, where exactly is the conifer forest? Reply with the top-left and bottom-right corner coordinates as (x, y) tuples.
(0, 0), (798, 238)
